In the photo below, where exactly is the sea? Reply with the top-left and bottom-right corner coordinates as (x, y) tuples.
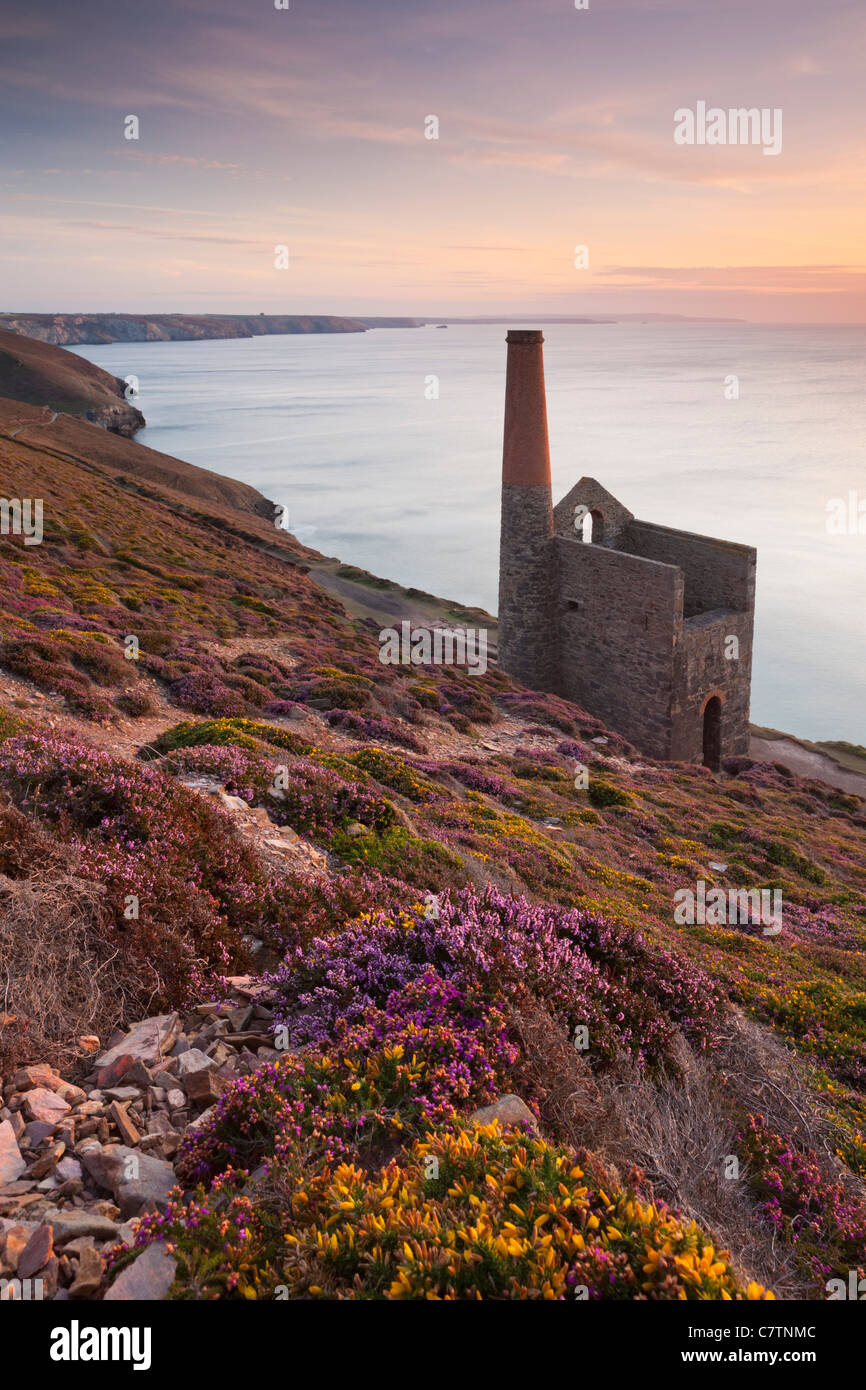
(72, 322), (866, 745)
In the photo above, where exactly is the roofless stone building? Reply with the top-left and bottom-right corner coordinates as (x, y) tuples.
(497, 330), (756, 768)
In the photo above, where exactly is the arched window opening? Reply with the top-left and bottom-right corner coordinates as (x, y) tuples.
(575, 506), (604, 544)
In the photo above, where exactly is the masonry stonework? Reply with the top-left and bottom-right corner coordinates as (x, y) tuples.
(497, 331), (756, 767)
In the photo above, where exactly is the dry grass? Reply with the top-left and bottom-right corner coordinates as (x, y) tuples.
(508, 998), (866, 1299)
(0, 803), (159, 1075)
(591, 1038), (812, 1298)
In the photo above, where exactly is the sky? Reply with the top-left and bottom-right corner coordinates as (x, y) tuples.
(1, 0), (865, 321)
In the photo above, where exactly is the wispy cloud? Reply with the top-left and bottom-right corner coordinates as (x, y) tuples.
(1, 0), (863, 318)
(119, 152), (242, 170)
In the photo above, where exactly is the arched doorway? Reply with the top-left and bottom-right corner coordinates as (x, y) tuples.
(702, 696), (722, 771)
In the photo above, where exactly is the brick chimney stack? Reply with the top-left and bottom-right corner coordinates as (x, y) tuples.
(502, 329), (552, 487)
(497, 330), (558, 689)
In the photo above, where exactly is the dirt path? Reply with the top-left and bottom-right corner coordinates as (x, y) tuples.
(7, 409), (59, 439)
(750, 735), (866, 797)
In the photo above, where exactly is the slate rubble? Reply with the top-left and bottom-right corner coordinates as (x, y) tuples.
(0, 981), (277, 1301)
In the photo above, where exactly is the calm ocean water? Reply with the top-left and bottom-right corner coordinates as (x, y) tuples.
(73, 323), (866, 744)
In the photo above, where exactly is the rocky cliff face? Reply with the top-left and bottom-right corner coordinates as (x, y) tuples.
(0, 313), (371, 347)
(83, 392), (146, 436)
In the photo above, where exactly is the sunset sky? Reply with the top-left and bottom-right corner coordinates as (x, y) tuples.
(2, 0), (865, 321)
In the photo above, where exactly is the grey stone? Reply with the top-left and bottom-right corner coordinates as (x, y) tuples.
(0, 1119), (26, 1184)
(45, 1210), (121, 1244)
(468, 1094), (538, 1134)
(68, 1243), (103, 1299)
(186, 1104), (216, 1133)
(18, 1222), (53, 1279)
(104, 1241), (177, 1301)
(54, 1157), (82, 1183)
(95, 1014), (182, 1073)
(175, 1048), (216, 1079)
(79, 1144), (176, 1218)
(22, 1089), (70, 1126)
(122, 1060), (154, 1087)
(24, 1120), (57, 1146)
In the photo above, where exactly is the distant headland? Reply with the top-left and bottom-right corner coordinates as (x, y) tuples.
(0, 310), (745, 348)
(0, 312), (421, 347)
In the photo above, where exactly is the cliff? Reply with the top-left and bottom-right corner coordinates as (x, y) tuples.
(0, 312), (372, 347)
(0, 328), (145, 435)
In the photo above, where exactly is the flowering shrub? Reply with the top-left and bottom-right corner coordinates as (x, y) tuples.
(177, 970), (515, 1183)
(421, 797), (577, 898)
(557, 740), (591, 762)
(422, 759), (512, 798)
(0, 705), (23, 743)
(588, 779), (634, 809)
(324, 709), (421, 750)
(255, 867), (412, 949)
(139, 1126), (773, 1301)
(282, 667), (374, 711)
(327, 825), (469, 892)
(0, 732), (274, 1002)
(345, 747), (440, 803)
(495, 691), (581, 736)
(281, 1127), (774, 1301)
(263, 699), (302, 717)
(164, 742), (268, 798)
(0, 629), (127, 688)
(510, 748), (569, 781)
(268, 884), (724, 1064)
(115, 689), (156, 717)
(737, 1114), (866, 1288)
(164, 741), (396, 845)
(273, 760), (397, 841)
(154, 717), (311, 757)
(169, 671), (247, 717)
(0, 633), (120, 720)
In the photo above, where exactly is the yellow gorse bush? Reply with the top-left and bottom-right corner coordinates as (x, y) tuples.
(280, 1123), (775, 1301)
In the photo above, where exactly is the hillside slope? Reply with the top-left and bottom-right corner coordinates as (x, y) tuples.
(0, 328), (144, 434)
(0, 395), (864, 1302)
(0, 395), (284, 525)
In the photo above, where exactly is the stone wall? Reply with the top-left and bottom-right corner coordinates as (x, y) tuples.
(498, 483), (558, 690)
(626, 521), (756, 617)
(555, 536), (682, 759)
(670, 609), (754, 761)
(553, 478), (634, 550)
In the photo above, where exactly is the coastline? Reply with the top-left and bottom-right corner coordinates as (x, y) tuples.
(0, 312), (421, 348)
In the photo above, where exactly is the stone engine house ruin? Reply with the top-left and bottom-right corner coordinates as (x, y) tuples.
(497, 329), (757, 767)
